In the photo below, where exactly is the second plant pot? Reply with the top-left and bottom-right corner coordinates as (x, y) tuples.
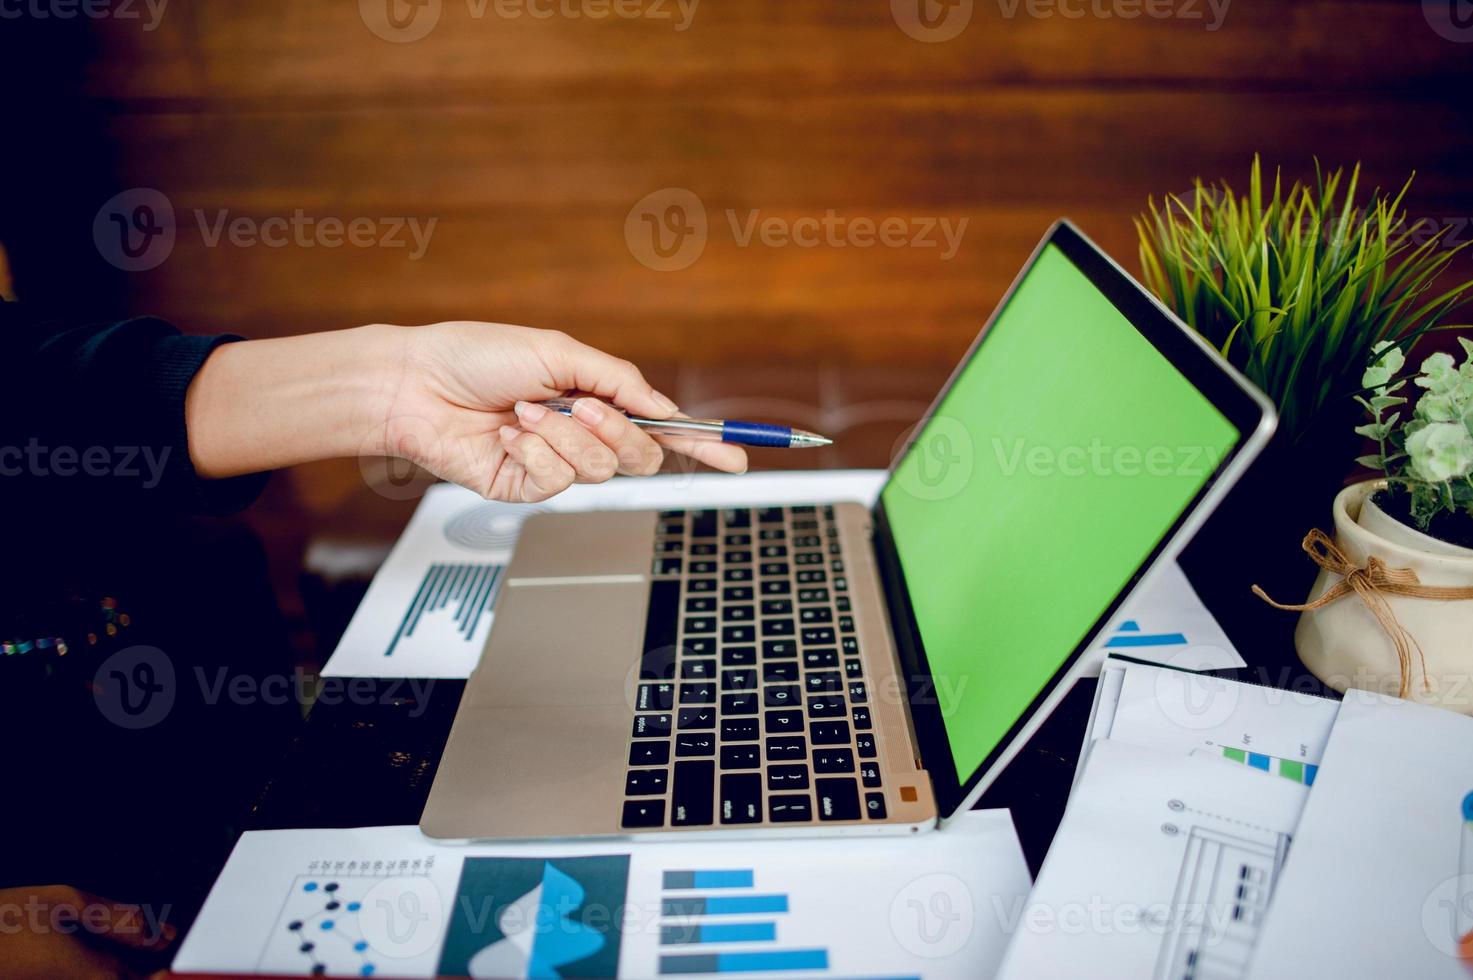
(1294, 480), (1473, 713)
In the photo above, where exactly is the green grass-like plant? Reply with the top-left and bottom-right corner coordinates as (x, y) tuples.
(1137, 157), (1473, 441)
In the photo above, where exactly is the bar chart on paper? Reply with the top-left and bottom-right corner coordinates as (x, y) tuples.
(658, 868), (827, 976)
(384, 562), (503, 658)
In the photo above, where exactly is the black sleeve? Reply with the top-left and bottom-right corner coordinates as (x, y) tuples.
(0, 301), (270, 516)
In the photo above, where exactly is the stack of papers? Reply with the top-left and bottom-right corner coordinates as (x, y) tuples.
(174, 811), (1031, 979)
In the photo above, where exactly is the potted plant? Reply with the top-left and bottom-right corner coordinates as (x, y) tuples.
(1135, 159), (1473, 657)
(1263, 341), (1473, 710)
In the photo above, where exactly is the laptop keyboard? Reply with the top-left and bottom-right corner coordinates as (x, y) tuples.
(621, 505), (887, 830)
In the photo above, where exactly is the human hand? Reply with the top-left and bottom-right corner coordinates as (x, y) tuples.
(378, 321), (748, 501)
(0, 884), (176, 980)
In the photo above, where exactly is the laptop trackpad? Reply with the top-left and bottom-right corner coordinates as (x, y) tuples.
(465, 579), (647, 710)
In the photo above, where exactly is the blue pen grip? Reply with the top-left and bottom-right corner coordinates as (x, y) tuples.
(721, 420), (793, 448)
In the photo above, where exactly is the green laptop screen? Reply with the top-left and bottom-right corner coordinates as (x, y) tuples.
(879, 243), (1240, 784)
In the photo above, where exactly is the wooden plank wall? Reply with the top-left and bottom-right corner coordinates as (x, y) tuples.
(3, 0), (1471, 370)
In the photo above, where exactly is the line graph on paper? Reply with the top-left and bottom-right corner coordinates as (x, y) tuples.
(384, 563), (504, 658)
(1152, 802), (1291, 980)
(256, 857), (438, 977)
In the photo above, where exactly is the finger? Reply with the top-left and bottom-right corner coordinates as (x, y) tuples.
(512, 401), (620, 483)
(499, 426), (575, 501)
(654, 433), (749, 474)
(543, 334), (679, 420)
(568, 397), (665, 476)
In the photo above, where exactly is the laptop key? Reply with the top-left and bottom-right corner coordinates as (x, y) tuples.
(800, 607), (833, 624)
(723, 568), (753, 582)
(721, 669), (758, 692)
(805, 672), (842, 694)
(844, 659), (862, 678)
(689, 578), (716, 593)
(689, 561), (717, 575)
(768, 794), (813, 823)
(626, 769), (669, 795)
(763, 640), (797, 658)
(690, 542), (717, 556)
(795, 552), (823, 566)
(722, 625), (756, 643)
(859, 761), (882, 787)
(851, 707), (872, 730)
(722, 647), (756, 667)
(758, 528), (785, 540)
(814, 748), (855, 773)
(640, 580), (680, 680)
(765, 736), (807, 760)
(865, 792), (888, 819)
(797, 588), (829, 603)
(759, 545), (788, 558)
(723, 508), (752, 528)
(757, 507), (784, 523)
(762, 662), (799, 683)
(721, 718), (759, 741)
(724, 533), (751, 546)
(767, 764), (810, 790)
(761, 599), (793, 615)
(655, 558), (683, 575)
(726, 550), (753, 565)
(692, 510), (717, 537)
(816, 778), (861, 821)
(802, 627), (836, 645)
(836, 595), (852, 612)
(841, 637), (859, 655)
(672, 760), (715, 826)
(681, 659), (715, 679)
(680, 683), (716, 704)
(685, 596), (716, 613)
(719, 744), (761, 769)
(633, 714), (672, 738)
(720, 773), (763, 824)
(683, 638), (716, 657)
(722, 693), (758, 715)
(630, 741), (671, 766)
(762, 619), (795, 637)
(678, 707), (715, 729)
(637, 684), (675, 711)
(848, 682), (868, 703)
(760, 563), (790, 577)
(807, 696), (846, 718)
(764, 709), (802, 733)
(760, 580), (791, 595)
(622, 799), (666, 829)
(796, 570), (826, 584)
(810, 720), (851, 745)
(839, 615), (855, 633)
(723, 586), (754, 601)
(685, 617), (716, 634)
(675, 733), (715, 757)
(856, 733), (877, 757)
(804, 649), (838, 669)
(723, 605), (755, 622)
(764, 685), (801, 708)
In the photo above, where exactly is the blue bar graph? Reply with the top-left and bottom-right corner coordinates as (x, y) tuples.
(1106, 631), (1189, 648)
(661, 922), (777, 945)
(661, 950), (829, 973)
(662, 895), (789, 916)
(664, 870), (755, 890)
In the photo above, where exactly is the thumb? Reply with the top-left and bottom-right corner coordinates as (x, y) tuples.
(542, 333), (679, 419)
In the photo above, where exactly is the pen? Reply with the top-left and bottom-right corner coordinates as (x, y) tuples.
(539, 398), (833, 448)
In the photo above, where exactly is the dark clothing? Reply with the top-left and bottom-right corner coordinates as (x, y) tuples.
(0, 303), (292, 939)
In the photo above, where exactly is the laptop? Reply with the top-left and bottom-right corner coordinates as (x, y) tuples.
(420, 220), (1275, 841)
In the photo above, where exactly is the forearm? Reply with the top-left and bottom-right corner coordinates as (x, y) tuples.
(184, 324), (406, 479)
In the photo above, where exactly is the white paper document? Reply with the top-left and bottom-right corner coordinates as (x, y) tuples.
(324, 471), (1242, 679)
(1081, 658), (1339, 788)
(995, 739), (1309, 980)
(173, 811), (1031, 979)
(1245, 692), (1473, 980)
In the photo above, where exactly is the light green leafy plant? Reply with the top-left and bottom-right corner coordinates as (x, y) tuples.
(1358, 338), (1473, 531)
(1137, 157), (1473, 440)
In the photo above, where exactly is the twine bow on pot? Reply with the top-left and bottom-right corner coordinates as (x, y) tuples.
(1254, 529), (1473, 698)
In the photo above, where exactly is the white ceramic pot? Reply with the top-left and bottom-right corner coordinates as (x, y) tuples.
(1295, 480), (1473, 713)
